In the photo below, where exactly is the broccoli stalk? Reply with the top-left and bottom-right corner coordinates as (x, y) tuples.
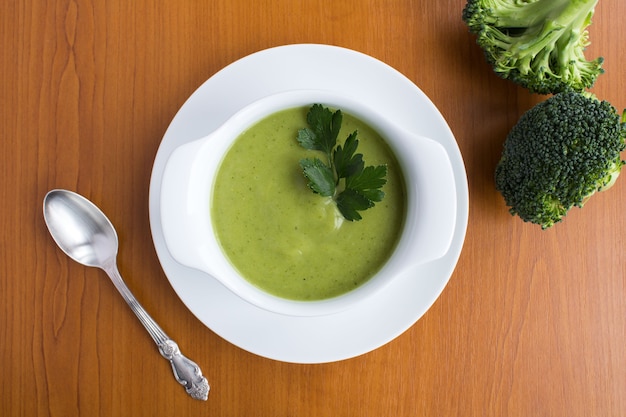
(463, 0), (604, 94)
(495, 92), (626, 229)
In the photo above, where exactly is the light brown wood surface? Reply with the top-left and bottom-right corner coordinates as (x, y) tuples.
(2, 1), (625, 416)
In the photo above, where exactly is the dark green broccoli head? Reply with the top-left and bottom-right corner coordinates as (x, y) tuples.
(495, 92), (626, 229)
(463, 0), (604, 94)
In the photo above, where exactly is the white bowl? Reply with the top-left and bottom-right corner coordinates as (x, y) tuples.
(160, 89), (457, 316)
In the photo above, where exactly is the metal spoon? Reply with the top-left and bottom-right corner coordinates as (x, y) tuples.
(42, 189), (209, 401)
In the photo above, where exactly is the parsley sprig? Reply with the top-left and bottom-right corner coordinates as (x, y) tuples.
(297, 104), (387, 221)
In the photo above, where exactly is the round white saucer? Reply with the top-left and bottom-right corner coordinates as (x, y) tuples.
(148, 44), (468, 363)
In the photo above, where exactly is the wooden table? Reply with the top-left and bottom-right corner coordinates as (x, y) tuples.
(3, 1), (625, 415)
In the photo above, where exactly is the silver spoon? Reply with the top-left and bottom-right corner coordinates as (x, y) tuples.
(43, 189), (209, 401)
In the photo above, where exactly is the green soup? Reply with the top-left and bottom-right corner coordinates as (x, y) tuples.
(211, 106), (406, 301)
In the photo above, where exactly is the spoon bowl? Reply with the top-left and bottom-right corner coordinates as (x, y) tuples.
(43, 189), (118, 267)
(43, 189), (210, 400)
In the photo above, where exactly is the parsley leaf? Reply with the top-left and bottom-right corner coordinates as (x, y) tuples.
(297, 104), (388, 221)
(346, 165), (388, 200)
(335, 189), (374, 221)
(333, 131), (364, 180)
(299, 158), (335, 197)
(296, 104), (342, 155)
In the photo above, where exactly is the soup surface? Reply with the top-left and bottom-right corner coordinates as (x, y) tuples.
(211, 106), (406, 300)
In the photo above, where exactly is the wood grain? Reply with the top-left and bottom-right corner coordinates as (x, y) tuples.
(2, 0), (625, 416)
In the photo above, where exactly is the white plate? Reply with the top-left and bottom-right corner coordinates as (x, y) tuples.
(148, 44), (469, 364)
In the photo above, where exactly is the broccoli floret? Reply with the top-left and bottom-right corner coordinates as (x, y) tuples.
(463, 0), (604, 94)
(495, 92), (626, 229)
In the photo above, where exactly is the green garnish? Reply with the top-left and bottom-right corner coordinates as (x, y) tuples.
(297, 104), (387, 221)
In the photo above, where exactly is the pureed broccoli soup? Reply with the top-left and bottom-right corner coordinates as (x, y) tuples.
(211, 106), (406, 301)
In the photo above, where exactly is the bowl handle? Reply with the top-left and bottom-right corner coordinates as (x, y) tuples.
(159, 135), (230, 278)
(395, 132), (457, 266)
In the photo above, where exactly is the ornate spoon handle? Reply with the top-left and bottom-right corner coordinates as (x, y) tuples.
(159, 340), (210, 400)
(104, 262), (210, 400)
